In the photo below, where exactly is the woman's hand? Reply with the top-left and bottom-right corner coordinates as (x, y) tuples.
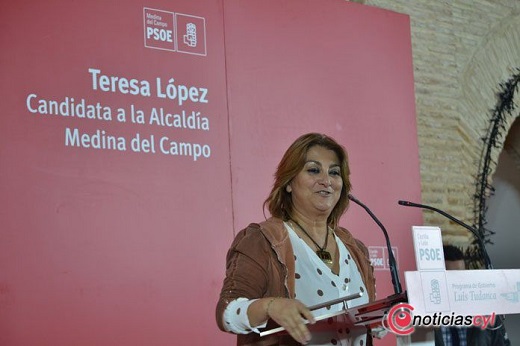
(370, 325), (388, 339)
(259, 298), (316, 345)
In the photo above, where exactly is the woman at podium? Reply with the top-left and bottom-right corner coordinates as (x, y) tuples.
(216, 133), (376, 345)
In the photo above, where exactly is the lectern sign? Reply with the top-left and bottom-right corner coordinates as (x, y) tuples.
(412, 226), (445, 271)
(406, 225), (520, 318)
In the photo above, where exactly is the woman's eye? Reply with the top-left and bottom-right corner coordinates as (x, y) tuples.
(307, 168), (320, 174)
(330, 170), (341, 176)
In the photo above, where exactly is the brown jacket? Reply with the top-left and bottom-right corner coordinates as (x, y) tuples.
(216, 217), (376, 346)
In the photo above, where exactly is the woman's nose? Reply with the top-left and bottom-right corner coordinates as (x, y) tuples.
(318, 174), (332, 187)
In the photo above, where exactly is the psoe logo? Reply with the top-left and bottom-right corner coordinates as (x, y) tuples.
(429, 279), (441, 304)
(368, 246), (398, 271)
(176, 13), (206, 55)
(143, 8), (207, 56)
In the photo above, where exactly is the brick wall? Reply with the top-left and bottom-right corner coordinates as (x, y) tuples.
(351, 0), (520, 246)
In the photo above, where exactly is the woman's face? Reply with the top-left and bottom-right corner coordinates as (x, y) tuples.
(288, 145), (343, 220)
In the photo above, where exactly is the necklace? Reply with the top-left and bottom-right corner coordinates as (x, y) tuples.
(292, 220), (333, 265)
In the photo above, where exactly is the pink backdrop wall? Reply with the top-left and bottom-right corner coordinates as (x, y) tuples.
(225, 2), (422, 344)
(0, 0), (422, 345)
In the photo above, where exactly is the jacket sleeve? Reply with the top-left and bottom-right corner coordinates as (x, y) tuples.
(215, 224), (272, 332)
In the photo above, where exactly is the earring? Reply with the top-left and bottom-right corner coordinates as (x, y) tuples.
(286, 185), (292, 193)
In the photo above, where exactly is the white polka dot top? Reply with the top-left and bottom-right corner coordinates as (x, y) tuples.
(287, 222), (369, 346)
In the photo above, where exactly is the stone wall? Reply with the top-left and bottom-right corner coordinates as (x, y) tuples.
(351, 0), (520, 246)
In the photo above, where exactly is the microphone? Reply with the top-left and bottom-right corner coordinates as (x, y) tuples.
(397, 200), (493, 269)
(348, 194), (402, 295)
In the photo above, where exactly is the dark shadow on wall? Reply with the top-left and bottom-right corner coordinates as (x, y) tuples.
(486, 117), (520, 345)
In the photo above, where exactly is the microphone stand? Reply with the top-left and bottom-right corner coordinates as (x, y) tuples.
(397, 200), (492, 269)
(348, 194), (403, 295)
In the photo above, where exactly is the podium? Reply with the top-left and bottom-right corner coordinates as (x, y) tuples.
(407, 226), (520, 317)
(344, 292), (408, 327)
(402, 226), (518, 345)
(259, 292), (407, 337)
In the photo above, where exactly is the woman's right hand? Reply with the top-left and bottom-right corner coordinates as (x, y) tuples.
(251, 297), (316, 345)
